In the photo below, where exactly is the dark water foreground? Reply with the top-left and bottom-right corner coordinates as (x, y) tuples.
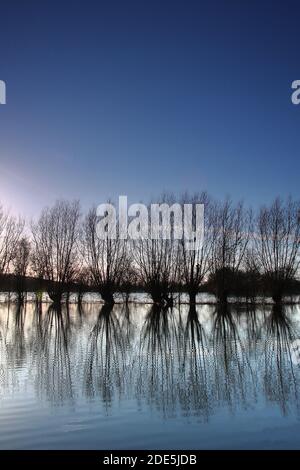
(0, 302), (300, 449)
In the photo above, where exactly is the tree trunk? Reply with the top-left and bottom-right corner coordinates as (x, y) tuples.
(188, 290), (197, 304)
(100, 289), (115, 305)
(272, 291), (283, 304)
(48, 290), (62, 304)
(218, 289), (228, 305)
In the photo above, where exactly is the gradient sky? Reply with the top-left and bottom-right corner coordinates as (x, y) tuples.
(0, 0), (300, 217)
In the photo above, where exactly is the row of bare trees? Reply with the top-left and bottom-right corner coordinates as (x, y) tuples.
(1, 195), (300, 305)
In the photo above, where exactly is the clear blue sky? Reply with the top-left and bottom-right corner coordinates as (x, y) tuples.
(0, 0), (300, 216)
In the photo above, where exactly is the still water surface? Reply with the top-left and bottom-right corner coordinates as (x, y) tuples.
(1, 301), (300, 449)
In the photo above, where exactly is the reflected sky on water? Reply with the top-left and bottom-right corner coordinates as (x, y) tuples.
(1, 301), (300, 449)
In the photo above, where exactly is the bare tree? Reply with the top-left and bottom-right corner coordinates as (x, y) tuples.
(73, 266), (91, 304)
(83, 206), (130, 304)
(134, 238), (178, 305)
(132, 195), (180, 305)
(254, 197), (300, 303)
(12, 236), (31, 302)
(210, 198), (252, 303)
(119, 264), (138, 304)
(0, 203), (24, 278)
(179, 191), (215, 303)
(31, 200), (81, 303)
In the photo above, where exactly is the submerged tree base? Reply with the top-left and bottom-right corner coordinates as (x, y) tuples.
(48, 291), (63, 304)
(100, 291), (115, 305)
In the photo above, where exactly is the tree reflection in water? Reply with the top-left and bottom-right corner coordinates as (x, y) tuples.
(261, 304), (300, 415)
(0, 302), (28, 394)
(0, 302), (300, 421)
(210, 304), (257, 414)
(84, 304), (131, 408)
(181, 304), (211, 419)
(33, 303), (74, 405)
(136, 305), (183, 418)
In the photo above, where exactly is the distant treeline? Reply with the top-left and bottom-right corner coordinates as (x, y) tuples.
(1, 272), (300, 303)
(1, 194), (300, 305)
